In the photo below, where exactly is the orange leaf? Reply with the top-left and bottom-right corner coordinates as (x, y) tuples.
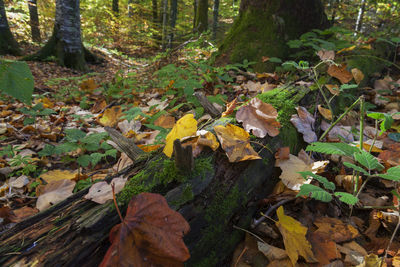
(100, 193), (190, 267)
(327, 64), (353, 84)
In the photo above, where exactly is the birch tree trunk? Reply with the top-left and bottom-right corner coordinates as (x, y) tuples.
(354, 0), (366, 34)
(27, 0), (41, 42)
(24, 0), (92, 71)
(0, 0), (20, 55)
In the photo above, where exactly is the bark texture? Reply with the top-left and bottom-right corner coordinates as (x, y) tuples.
(216, 0), (330, 71)
(24, 0), (90, 71)
(27, 0), (41, 42)
(0, 0), (20, 55)
(195, 0), (208, 32)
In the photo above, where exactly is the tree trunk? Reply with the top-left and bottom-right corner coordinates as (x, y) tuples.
(27, 0), (41, 42)
(354, 0), (366, 34)
(193, 0), (197, 29)
(167, 0), (178, 48)
(216, 0), (330, 72)
(24, 0), (90, 71)
(161, 0), (168, 50)
(128, 0), (133, 17)
(0, 0), (20, 55)
(212, 0), (219, 39)
(112, 0), (119, 14)
(0, 86), (309, 267)
(194, 0), (208, 32)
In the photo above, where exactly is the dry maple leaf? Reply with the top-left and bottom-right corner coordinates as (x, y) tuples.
(100, 193), (190, 267)
(327, 64), (353, 84)
(236, 97), (281, 138)
(275, 206), (317, 266)
(214, 123), (261, 162)
(290, 106), (317, 143)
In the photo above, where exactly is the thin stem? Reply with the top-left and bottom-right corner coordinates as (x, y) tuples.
(359, 96), (365, 151)
(369, 119), (379, 153)
(313, 66), (334, 119)
(319, 97), (361, 141)
(382, 207), (400, 265)
(111, 183), (124, 222)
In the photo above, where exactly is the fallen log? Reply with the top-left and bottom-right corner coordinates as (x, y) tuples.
(0, 86), (310, 266)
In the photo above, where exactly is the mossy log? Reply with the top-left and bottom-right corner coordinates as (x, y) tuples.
(0, 86), (311, 266)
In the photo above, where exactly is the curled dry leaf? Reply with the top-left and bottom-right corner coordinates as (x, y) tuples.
(36, 179), (76, 211)
(327, 64), (353, 84)
(221, 98), (238, 117)
(317, 49), (335, 61)
(275, 152), (328, 190)
(236, 97), (281, 138)
(275, 206), (317, 266)
(318, 105), (333, 120)
(99, 192), (190, 267)
(84, 177), (127, 204)
(214, 124), (261, 162)
(351, 68), (364, 84)
(163, 114), (197, 158)
(290, 106), (317, 143)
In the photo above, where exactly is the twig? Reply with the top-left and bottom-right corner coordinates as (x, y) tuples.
(111, 183), (124, 223)
(319, 96), (361, 141)
(382, 207), (400, 266)
(359, 95), (365, 151)
(251, 198), (295, 228)
(234, 247), (247, 267)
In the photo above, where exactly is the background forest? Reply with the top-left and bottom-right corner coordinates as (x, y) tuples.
(1, 0), (400, 266)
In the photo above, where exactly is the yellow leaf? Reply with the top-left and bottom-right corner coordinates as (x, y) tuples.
(214, 124), (261, 162)
(196, 130), (219, 151)
(40, 170), (79, 183)
(80, 79), (99, 92)
(163, 114), (197, 157)
(275, 206), (317, 266)
(318, 105), (333, 120)
(98, 106), (122, 127)
(352, 68), (365, 84)
(337, 45), (356, 54)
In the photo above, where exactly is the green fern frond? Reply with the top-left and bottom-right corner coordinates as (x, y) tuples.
(306, 142), (359, 157)
(354, 150), (384, 171)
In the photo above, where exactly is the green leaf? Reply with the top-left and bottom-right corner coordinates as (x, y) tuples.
(105, 149), (117, 158)
(81, 132), (108, 144)
(306, 142), (359, 157)
(90, 153), (104, 166)
(54, 142), (79, 154)
(0, 60), (34, 105)
(297, 184), (332, 202)
(334, 192), (358, 205)
(38, 144), (56, 157)
(268, 57), (282, 63)
(65, 128), (87, 142)
(354, 150), (384, 171)
(379, 166), (400, 181)
(77, 155), (91, 167)
(343, 162), (369, 175)
(299, 171), (335, 190)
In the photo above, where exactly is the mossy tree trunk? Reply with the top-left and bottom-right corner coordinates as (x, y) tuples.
(194, 0), (208, 32)
(217, 0), (330, 71)
(24, 0), (89, 71)
(0, 0), (21, 55)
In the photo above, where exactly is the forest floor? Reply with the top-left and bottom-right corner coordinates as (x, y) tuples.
(2, 39), (400, 267)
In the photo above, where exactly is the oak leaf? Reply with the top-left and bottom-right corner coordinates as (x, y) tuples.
(290, 106), (317, 143)
(275, 206), (317, 266)
(99, 193), (190, 267)
(236, 97), (281, 138)
(163, 114), (197, 157)
(214, 124), (261, 162)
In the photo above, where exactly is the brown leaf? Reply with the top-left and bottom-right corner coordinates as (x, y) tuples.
(221, 98), (238, 117)
(317, 50), (335, 61)
(351, 68), (364, 84)
(318, 105), (333, 120)
(98, 106), (122, 127)
(99, 193), (190, 267)
(290, 106), (317, 143)
(214, 124), (261, 162)
(236, 97), (281, 138)
(314, 217), (359, 243)
(327, 64), (353, 84)
(325, 84), (340, 96)
(309, 231), (340, 266)
(154, 115), (176, 129)
(84, 177), (127, 204)
(36, 179), (76, 211)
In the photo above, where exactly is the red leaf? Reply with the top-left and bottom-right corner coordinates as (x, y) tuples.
(100, 192), (190, 267)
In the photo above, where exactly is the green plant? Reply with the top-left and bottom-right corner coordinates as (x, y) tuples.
(19, 103), (56, 125)
(9, 155), (37, 176)
(39, 129), (117, 168)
